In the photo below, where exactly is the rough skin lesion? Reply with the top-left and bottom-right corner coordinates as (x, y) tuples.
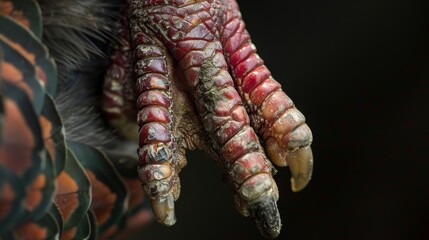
(102, 0), (313, 238)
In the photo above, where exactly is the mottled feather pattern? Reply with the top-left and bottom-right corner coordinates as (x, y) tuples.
(0, 0), (152, 238)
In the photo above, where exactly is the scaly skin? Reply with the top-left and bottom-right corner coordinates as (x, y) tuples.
(102, 0), (313, 238)
(220, 0), (313, 192)
(102, 10), (138, 141)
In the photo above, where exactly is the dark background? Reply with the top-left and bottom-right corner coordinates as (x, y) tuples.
(136, 0), (429, 239)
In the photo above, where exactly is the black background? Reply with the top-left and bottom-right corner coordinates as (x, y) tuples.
(136, 0), (429, 239)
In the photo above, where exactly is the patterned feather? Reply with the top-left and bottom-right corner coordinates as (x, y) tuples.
(0, 0), (152, 239)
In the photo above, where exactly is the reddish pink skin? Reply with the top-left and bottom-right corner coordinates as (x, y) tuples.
(102, 13), (136, 122)
(100, 8), (178, 198)
(139, 123), (171, 145)
(129, 0), (272, 189)
(135, 73), (169, 93)
(231, 152), (270, 184)
(101, 10), (175, 172)
(103, 1), (305, 193)
(136, 90), (171, 109)
(131, 25), (176, 189)
(101, 1), (289, 237)
(220, 0), (297, 133)
(137, 106), (170, 125)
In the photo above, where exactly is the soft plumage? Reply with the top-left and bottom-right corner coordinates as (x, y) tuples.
(0, 0), (152, 239)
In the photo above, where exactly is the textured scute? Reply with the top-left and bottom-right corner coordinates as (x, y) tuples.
(1, 0), (313, 239)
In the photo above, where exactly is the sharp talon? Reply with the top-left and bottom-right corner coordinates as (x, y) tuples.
(287, 147), (313, 192)
(248, 194), (282, 239)
(151, 193), (176, 226)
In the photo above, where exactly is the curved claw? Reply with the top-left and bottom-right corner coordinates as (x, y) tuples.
(138, 163), (177, 225)
(266, 139), (313, 192)
(266, 122), (313, 192)
(151, 193), (176, 226)
(248, 194), (282, 239)
(217, 0), (315, 194)
(120, 0), (314, 238)
(287, 147), (313, 192)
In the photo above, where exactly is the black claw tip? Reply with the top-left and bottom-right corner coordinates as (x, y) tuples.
(248, 195), (282, 239)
